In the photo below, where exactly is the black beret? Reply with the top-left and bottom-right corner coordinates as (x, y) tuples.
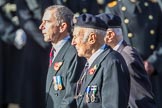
(73, 13), (108, 30)
(96, 13), (121, 28)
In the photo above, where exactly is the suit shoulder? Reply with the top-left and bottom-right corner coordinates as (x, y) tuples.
(68, 44), (78, 54)
(106, 50), (125, 63)
(122, 46), (143, 64)
(63, 43), (78, 60)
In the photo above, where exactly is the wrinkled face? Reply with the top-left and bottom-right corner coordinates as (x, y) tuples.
(72, 27), (91, 58)
(39, 10), (60, 43)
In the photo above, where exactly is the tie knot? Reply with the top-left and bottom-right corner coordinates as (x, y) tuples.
(49, 47), (56, 57)
(49, 47), (56, 67)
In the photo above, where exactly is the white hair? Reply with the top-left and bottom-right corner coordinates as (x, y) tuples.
(82, 28), (106, 42)
(110, 28), (123, 41)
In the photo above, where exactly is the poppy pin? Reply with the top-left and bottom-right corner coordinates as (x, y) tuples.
(89, 65), (98, 75)
(54, 62), (63, 71)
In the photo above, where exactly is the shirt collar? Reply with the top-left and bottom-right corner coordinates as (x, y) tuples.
(52, 35), (70, 60)
(88, 44), (107, 67)
(113, 39), (123, 51)
(54, 36), (70, 50)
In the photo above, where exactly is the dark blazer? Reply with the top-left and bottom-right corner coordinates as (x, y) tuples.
(76, 45), (130, 108)
(106, 1), (162, 107)
(46, 39), (85, 108)
(117, 40), (156, 108)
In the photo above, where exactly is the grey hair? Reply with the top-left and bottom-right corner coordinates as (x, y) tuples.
(82, 28), (106, 43)
(45, 5), (74, 32)
(110, 28), (123, 40)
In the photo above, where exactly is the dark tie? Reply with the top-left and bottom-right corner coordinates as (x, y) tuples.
(75, 62), (89, 97)
(49, 47), (55, 67)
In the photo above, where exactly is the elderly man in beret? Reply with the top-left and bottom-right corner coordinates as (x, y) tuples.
(97, 13), (157, 108)
(106, 1), (162, 108)
(72, 13), (130, 108)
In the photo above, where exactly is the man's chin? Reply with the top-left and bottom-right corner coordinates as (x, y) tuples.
(77, 53), (82, 57)
(43, 38), (50, 42)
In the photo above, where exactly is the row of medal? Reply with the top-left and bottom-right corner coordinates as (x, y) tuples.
(53, 76), (63, 91)
(85, 85), (99, 103)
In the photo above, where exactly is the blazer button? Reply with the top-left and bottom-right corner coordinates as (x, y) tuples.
(82, 8), (87, 13)
(121, 6), (127, 11)
(144, 2), (149, 7)
(150, 44), (155, 50)
(128, 33), (133, 38)
(124, 18), (129, 24)
(150, 29), (155, 35)
(148, 15), (153, 20)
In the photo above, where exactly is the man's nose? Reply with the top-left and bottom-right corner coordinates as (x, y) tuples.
(39, 23), (44, 30)
(71, 38), (76, 46)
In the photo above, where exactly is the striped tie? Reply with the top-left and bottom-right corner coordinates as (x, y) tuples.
(49, 47), (55, 67)
(75, 62), (89, 97)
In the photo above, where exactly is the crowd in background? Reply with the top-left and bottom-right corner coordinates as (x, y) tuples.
(0, 0), (162, 108)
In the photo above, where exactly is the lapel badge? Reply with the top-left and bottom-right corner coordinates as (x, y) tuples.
(54, 62), (63, 72)
(89, 65), (98, 75)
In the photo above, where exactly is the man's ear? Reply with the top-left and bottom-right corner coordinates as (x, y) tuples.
(59, 22), (67, 33)
(88, 33), (96, 44)
(109, 31), (115, 39)
(105, 30), (115, 43)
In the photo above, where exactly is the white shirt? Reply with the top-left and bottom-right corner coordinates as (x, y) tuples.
(87, 44), (107, 67)
(52, 36), (70, 62)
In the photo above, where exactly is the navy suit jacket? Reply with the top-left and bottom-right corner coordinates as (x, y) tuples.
(46, 39), (85, 108)
(117, 41), (156, 108)
(76, 45), (130, 108)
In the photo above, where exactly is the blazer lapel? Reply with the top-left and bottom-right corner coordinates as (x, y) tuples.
(52, 41), (71, 75)
(48, 41), (71, 91)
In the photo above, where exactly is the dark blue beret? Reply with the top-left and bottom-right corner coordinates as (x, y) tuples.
(96, 13), (121, 28)
(73, 13), (108, 30)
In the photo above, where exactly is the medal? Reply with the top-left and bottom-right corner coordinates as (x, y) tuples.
(91, 94), (96, 102)
(53, 76), (58, 90)
(91, 85), (97, 102)
(85, 86), (91, 103)
(57, 76), (63, 90)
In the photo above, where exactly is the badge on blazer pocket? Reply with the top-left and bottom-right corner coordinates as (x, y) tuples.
(53, 75), (64, 91)
(85, 85), (99, 103)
